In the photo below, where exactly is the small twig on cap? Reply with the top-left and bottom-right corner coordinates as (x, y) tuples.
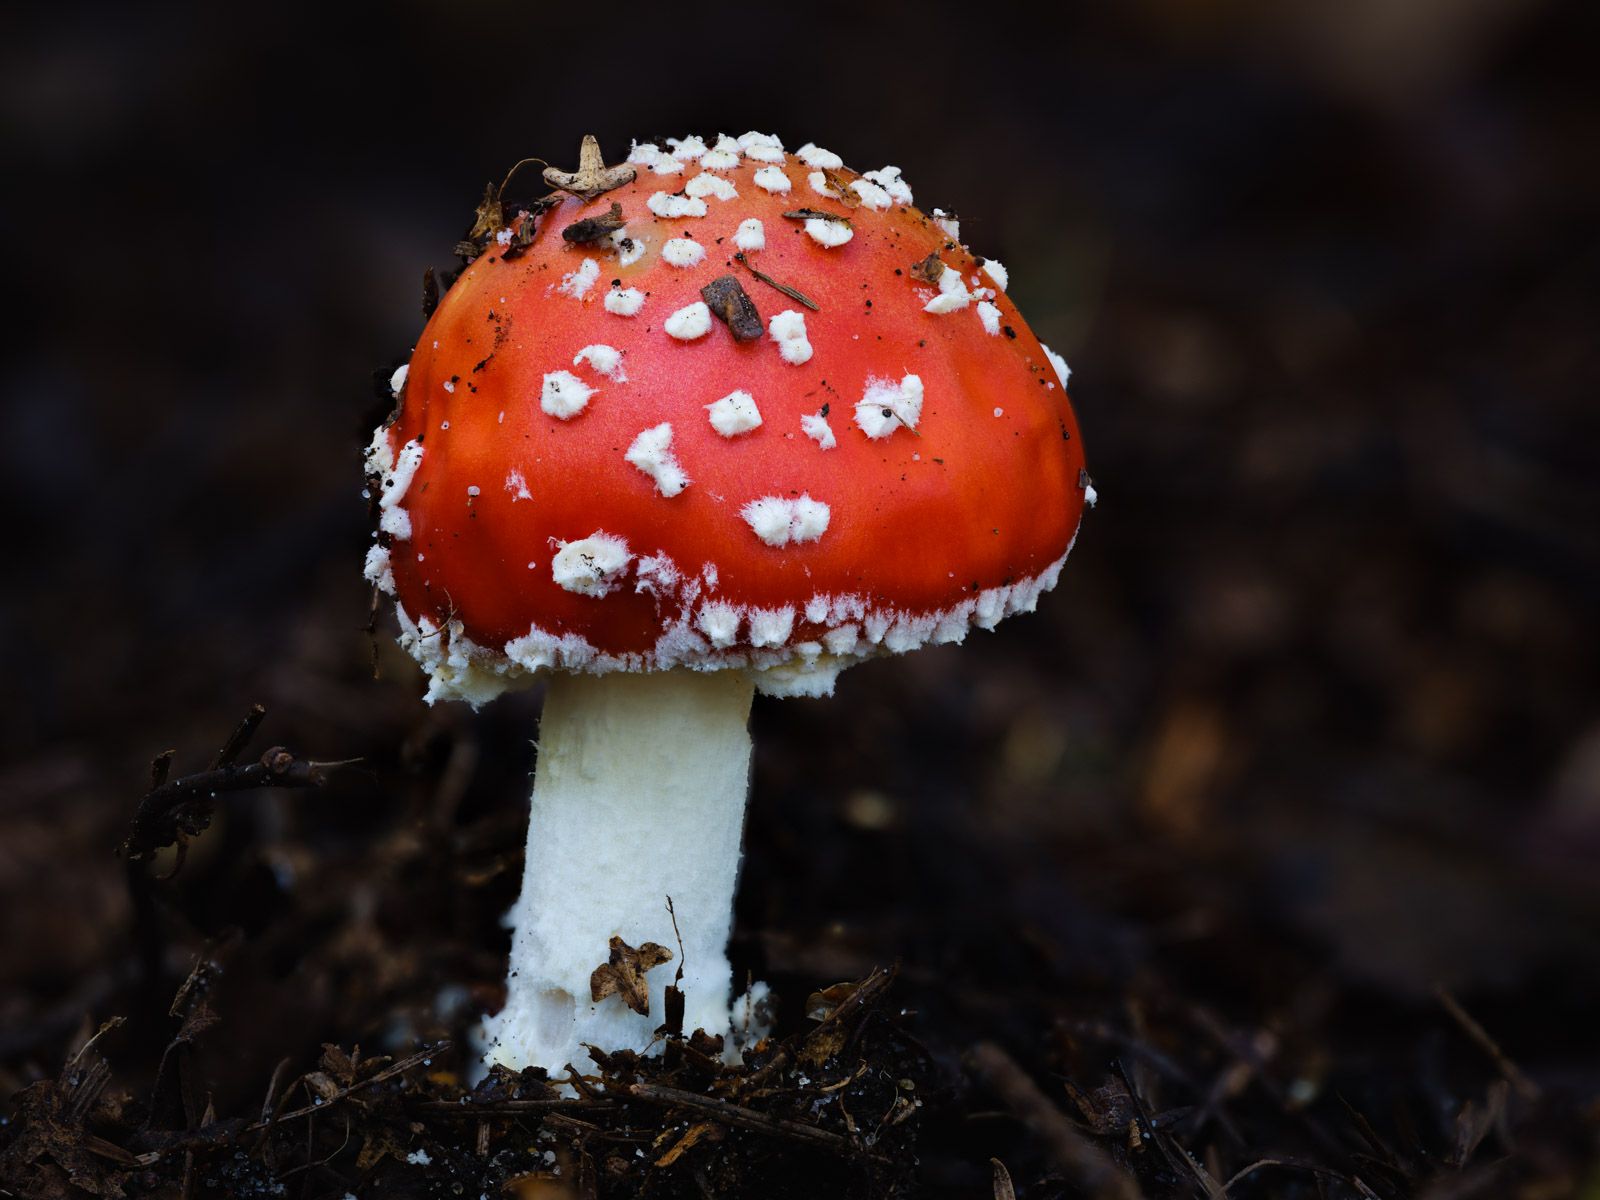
(733, 252), (819, 312)
(497, 156), (550, 200)
(781, 208), (853, 227)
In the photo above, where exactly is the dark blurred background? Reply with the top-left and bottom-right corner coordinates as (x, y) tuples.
(3, 0), (1598, 1190)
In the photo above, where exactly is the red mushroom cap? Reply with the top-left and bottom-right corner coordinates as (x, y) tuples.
(366, 134), (1088, 701)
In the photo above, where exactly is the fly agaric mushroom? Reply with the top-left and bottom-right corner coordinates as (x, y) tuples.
(365, 133), (1089, 1072)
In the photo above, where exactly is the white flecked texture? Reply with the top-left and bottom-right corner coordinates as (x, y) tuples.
(541, 370), (596, 419)
(661, 238), (706, 268)
(706, 390), (762, 437)
(605, 287), (645, 316)
(768, 310), (812, 364)
(800, 410), (835, 449)
(557, 258), (601, 300)
(665, 302), (713, 340)
(648, 191), (707, 219)
(573, 344), (625, 379)
(625, 423), (690, 496)
(855, 374), (924, 438)
(752, 166), (791, 194)
(551, 533), (632, 596)
(804, 218), (853, 247)
(733, 219), (765, 251)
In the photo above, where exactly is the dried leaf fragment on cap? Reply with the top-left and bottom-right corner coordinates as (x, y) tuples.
(782, 208), (852, 227)
(563, 202), (626, 245)
(590, 935), (674, 1016)
(700, 274), (764, 341)
(467, 182), (504, 242)
(543, 135), (636, 202)
(822, 168), (861, 206)
(500, 203), (554, 260)
(909, 251), (944, 284)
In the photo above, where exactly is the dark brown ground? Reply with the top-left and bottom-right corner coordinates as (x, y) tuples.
(3, 2), (1598, 1197)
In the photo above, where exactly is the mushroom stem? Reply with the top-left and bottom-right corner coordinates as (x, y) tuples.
(483, 668), (755, 1072)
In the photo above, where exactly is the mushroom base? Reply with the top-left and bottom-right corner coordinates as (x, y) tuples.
(481, 668), (755, 1073)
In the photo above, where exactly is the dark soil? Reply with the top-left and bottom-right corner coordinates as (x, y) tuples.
(3, 3), (1599, 1197)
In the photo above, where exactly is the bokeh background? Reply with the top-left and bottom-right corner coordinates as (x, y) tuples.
(3, 0), (1598, 1193)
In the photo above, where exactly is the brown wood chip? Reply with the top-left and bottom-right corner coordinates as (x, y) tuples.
(700, 274), (764, 341)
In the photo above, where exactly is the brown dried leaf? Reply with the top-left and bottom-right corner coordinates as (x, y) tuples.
(303, 1072), (341, 1103)
(909, 252), (944, 284)
(356, 1123), (413, 1170)
(0, 1080), (131, 1198)
(1066, 1078), (1137, 1135)
(822, 168), (861, 207)
(590, 936), (674, 1016)
(319, 1044), (357, 1086)
(468, 182), (503, 241)
(562, 202), (626, 245)
(543, 134), (635, 202)
(686, 1029), (725, 1059)
(700, 274), (764, 341)
(801, 965), (897, 1067)
(806, 981), (860, 1022)
(654, 1121), (722, 1168)
(501, 195), (559, 261)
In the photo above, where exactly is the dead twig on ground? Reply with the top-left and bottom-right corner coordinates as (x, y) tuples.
(1218, 1157), (1367, 1196)
(966, 1041), (1143, 1200)
(1434, 986), (1542, 1102)
(409, 1099), (618, 1117)
(623, 1081), (891, 1164)
(122, 706), (359, 872)
(245, 1044), (445, 1131)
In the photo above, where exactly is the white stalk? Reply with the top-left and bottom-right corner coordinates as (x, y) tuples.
(482, 668), (755, 1073)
